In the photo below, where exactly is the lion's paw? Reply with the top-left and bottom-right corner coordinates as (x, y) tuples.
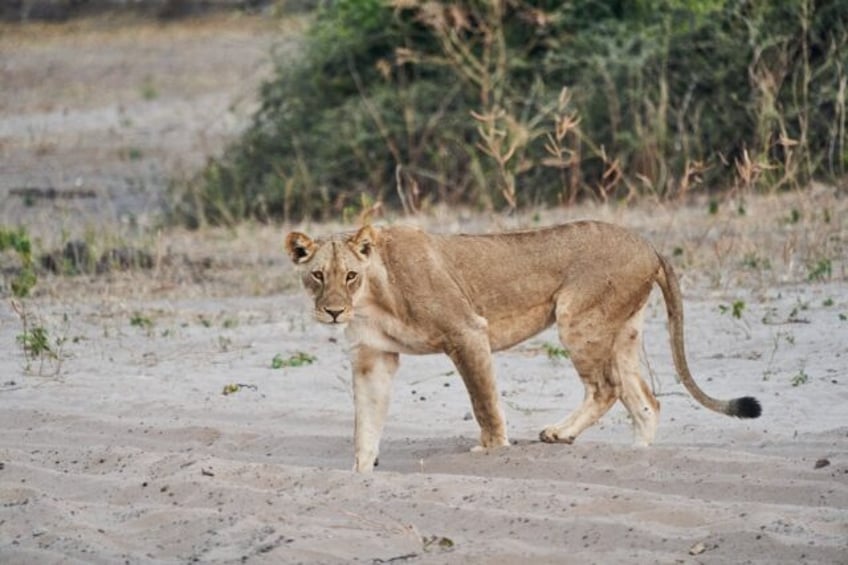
(539, 428), (575, 444)
(471, 437), (510, 453)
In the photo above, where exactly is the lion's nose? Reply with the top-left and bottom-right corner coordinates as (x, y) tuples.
(324, 307), (344, 322)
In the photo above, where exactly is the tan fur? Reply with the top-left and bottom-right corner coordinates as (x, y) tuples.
(285, 222), (760, 472)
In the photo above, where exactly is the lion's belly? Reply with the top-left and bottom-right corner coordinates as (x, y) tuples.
(347, 300), (555, 355)
(486, 301), (556, 352)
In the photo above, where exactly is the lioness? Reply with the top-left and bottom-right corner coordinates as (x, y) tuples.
(285, 222), (761, 472)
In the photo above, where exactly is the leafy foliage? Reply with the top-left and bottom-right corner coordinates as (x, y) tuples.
(173, 0), (848, 225)
(17, 326), (53, 359)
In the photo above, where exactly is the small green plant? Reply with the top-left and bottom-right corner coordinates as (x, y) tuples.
(741, 253), (771, 271)
(732, 300), (746, 319)
(787, 299), (810, 322)
(16, 325), (66, 375)
(762, 328), (796, 382)
(140, 76), (158, 101)
(787, 208), (802, 224)
(822, 297), (834, 307)
(807, 259), (832, 282)
(17, 326), (53, 358)
(791, 370), (809, 387)
(10, 269), (36, 298)
(708, 199), (719, 215)
(542, 342), (570, 361)
(0, 226), (37, 297)
(12, 301), (67, 375)
(422, 535), (454, 552)
(271, 351), (316, 369)
(119, 147), (144, 161)
(719, 300), (746, 319)
(822, 208), (831, 223)
(130, 313), (154, 331)
(222, 383), (257, 396)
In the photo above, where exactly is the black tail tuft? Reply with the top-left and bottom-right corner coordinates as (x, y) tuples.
(729, 396), (762, 419)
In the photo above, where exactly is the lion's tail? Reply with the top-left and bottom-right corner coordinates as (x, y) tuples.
(655, 253), (761, 419)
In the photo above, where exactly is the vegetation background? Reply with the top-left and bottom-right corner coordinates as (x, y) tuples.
(170, 0), (848, 225)
(2, 0), (846, 301)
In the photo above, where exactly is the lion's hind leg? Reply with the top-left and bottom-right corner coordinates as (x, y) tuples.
(539, 307), (618, 444)
(614, 306), (660, 446)
(538, 358), (618, 444)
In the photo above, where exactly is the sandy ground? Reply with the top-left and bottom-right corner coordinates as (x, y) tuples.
(1, 13), (847, 565)
(0, 13), (300, 232)
(1, 250), (847, 564)
(2, 196), (847, 564)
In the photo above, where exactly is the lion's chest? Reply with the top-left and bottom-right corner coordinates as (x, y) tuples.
(345, 305), (440, 355)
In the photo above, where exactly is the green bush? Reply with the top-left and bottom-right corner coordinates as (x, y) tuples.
(172, 0), (848, 225)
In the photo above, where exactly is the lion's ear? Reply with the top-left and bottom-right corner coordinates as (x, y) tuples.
(348, 225), (378, 259)
(285, 232), (316, 264)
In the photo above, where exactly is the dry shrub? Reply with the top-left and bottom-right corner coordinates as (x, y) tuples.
(173, 0), (848, 225)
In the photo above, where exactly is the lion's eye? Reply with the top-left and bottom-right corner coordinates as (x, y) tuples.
(311, 271), (324, 282)
(346, 271), (358, 282)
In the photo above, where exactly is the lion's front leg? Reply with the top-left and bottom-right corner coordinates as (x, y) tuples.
(352, 347), (399, 472)
(445, 330), (509, 450)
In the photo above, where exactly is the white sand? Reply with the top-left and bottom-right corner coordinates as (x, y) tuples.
(2, 271), (846, 563)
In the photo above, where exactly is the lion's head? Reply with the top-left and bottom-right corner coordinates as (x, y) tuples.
(284, 225), (377, 324)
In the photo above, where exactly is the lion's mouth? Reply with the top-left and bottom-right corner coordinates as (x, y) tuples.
(317, 310), (349, 325)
